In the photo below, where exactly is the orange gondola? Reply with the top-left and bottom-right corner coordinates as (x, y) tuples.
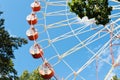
(39, 62), (54, 79)
(26, 13), (38, 25)
(26, 27), (38, 40)
(30, 44), (43, 59)
(31, 1), (41, 12)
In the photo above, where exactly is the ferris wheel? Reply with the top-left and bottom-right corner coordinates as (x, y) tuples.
(26, 0), (120, 80)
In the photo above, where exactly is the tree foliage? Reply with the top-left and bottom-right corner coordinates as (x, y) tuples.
(0, 12), (28, 80)
(20, 70), (43, 80)
(68, 0), (113, 25)
(111, 75), (120, 80)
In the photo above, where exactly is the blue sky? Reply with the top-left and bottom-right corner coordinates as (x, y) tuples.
(0, 0), (120, 80)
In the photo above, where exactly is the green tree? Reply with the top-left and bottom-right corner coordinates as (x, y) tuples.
(20, 70), (43, 80)
(68, 0), (112, 25)
(0, 12), (28, 80)
(111, 75), (120, 80)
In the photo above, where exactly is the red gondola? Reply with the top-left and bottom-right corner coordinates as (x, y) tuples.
(26, 13), (38, 25)
(39, 62), (54, 79)
(26, 27), (38, 40)
(30, 44), (43, 59)
(31, 1), (41, 12)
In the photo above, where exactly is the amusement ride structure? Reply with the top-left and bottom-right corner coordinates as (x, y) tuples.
(25, 0), (120, 80)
